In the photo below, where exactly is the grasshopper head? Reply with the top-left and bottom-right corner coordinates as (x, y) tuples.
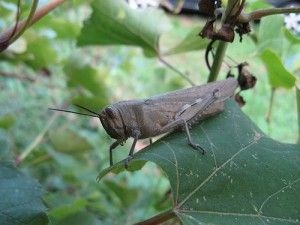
(99, 106), (126, 139)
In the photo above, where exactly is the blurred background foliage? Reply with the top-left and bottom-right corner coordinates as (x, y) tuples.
(0, 0), (299, 224)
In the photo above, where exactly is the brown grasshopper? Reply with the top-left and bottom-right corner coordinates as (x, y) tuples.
(50, 75), (254, 166)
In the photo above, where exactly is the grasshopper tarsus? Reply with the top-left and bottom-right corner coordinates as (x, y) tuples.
(188, 142), (206, 154)
(124, 155), (134, 169)
(183, 119), (206, 154)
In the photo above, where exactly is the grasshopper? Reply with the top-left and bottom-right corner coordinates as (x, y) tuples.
(50, 76), (252, 166)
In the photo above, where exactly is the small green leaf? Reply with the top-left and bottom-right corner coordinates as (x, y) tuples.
(49, 127), (92, 153)
(0, 162), (48, 225)
(164, 27), (209, 55)
(77, 0), (170, 56)
(99, 100), (300, 224)
(260, 49), (296, 88)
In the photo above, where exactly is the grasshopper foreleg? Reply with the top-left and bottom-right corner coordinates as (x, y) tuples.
(109, 139), (126, 166)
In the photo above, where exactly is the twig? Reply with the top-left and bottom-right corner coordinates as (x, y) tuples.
(159, 56), (195, 86)
(247, 7), (300, 22)
(207, 41), (228, 82)
(15, 111), (58, 166)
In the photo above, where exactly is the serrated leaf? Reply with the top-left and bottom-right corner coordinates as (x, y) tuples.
(77, 0), (169, 56)
(0, 162), (48, 225)
(164, 27), (209, 55)
(260, 49), (296, 88)
(99, 100), (300, 224)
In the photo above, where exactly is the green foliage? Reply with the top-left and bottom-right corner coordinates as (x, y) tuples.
(0, 0), (300, 224)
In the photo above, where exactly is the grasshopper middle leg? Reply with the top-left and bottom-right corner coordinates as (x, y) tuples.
(182, 119), (205, 154)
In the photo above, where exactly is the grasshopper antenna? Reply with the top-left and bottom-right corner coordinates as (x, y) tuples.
(48, 106), (99, 118)
(73, 104), (99, 116)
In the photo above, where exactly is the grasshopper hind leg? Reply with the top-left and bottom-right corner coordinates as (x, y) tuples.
(183, 120), (205, 154)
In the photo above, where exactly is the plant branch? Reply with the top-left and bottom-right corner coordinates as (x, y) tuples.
(0, 0), (66, 51)
(240, 7), (300, 23)
(134, 209), (176, 225)
(10, 0), (39, 43)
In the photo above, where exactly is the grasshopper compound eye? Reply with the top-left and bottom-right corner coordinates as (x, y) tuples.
(105, 107), (117, 119)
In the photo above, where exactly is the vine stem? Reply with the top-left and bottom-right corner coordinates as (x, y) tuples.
(133, 209), (176, 225)
(207, 41), (228, 82)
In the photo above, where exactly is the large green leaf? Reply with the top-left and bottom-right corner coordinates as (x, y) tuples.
(0, 162), (48, 225)
(260, 49), (296, 88)
(99, 100), (300, 224)
(77, 0), (169, 56)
